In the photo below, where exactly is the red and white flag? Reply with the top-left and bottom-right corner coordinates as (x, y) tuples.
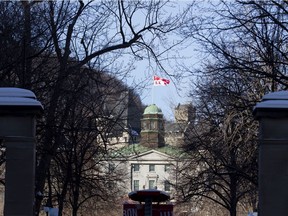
(153, 75), (170, 86)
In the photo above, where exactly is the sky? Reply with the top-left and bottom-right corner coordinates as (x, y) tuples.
(126, 37), (199, 121)
(120, 1), (199, 121)
(130, 66), (193, 121)
(117, 43), (196, 121)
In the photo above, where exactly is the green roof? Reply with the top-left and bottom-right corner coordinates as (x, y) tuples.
(111, 143), (185, 158)
(157, 145), (184, 157)
(115, 144), (150, 157)
(143, 104), (162, 114)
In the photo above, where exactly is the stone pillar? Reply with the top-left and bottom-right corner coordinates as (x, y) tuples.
(253, 91), (288, 216)
(0, 88), (43, 216)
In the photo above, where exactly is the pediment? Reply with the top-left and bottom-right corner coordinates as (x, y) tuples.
(129, 150), (174, 161)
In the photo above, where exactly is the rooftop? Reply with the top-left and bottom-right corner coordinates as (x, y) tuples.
(143, 104), (162, 115)
(111, 143), (185, 158)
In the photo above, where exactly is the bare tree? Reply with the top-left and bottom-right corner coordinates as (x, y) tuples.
(47, 81), (128, 216)
(33, 1), (188, 214)
(0, 1), (189, 215)
(174, 1), (288, 214)
(183, 0), (288, 91)
(35, 65), (140, 216)
(174, 67), (259, 216)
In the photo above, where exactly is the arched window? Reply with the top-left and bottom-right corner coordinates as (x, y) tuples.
(150, 121), (156, 130)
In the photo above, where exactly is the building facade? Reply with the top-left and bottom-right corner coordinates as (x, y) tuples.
(114, 104), (191, 198)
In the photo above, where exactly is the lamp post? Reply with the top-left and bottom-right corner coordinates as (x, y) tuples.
(0, 88), (43, 216)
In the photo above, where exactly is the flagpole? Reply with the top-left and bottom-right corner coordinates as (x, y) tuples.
(152, 76), (155, 104)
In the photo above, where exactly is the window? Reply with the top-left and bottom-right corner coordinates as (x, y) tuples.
(143, 121), (149, 130)
(150, 121), (156, 130)
(149, 180), (155, 189)
(164, 180), (171, 191)
(149, 164), (155, 172)
(159, 122), (163, 130)
(108, 163), (115, 173)
(133, 180), (139, 191)
(133, 164), (140, 172)
(107, 181), (115, 189)
(164, 164), (170, 172)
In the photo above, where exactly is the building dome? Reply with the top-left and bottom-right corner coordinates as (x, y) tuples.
(143, 104), (162, 115)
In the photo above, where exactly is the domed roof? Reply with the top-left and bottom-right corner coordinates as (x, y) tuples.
(143, 104), (162, 114)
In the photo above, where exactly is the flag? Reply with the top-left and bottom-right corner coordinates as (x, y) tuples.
(153, 75), (170, 86)
(130, 129), (139, 136)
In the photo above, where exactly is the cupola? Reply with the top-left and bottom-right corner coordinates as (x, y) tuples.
(140, 104), (165, 148)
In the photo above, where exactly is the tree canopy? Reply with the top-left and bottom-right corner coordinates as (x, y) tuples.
(175, 0), (288, 215)
(0, 1), (190, 215)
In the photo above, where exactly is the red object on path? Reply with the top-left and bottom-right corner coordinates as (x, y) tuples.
(123, 189), (173, 216)
(128, 189), (170, 203)
(123, 203), (173, 216)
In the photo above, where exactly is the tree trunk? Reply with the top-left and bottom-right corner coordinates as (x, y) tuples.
(21, 1), (32, 89)
(229, 170), (238, 216)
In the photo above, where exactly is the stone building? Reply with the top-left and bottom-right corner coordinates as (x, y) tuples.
(165, 103), (195, 146)
(114, 103), (193, 197)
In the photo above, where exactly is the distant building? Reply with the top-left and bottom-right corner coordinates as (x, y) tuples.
(109, 102), (196, 147)
(105, 89), (144, 147)
(114, 144), (181, 193)
(165, 103), (196, 146)
(174, 103), (196, 123)
(113, 103), (193, 198)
